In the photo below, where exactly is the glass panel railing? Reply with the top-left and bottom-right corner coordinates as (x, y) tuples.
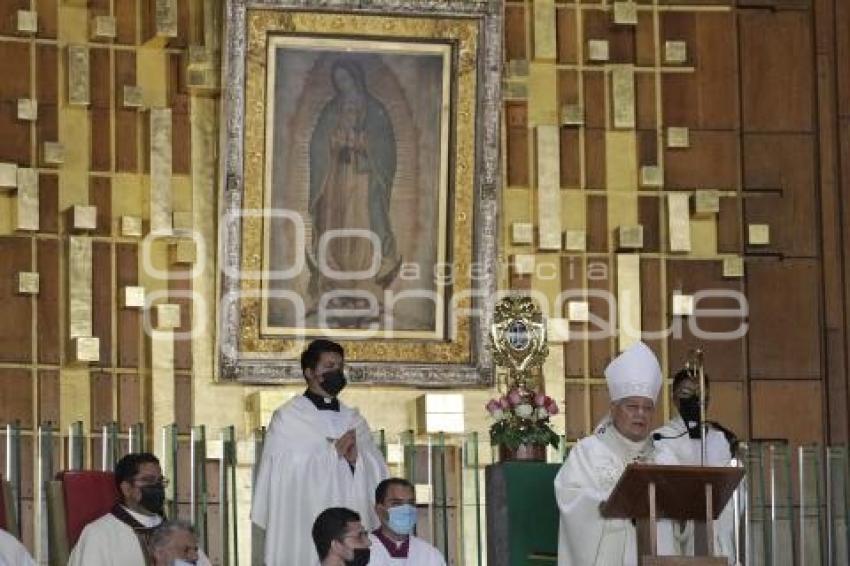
(767, 442), (795, 566)
(191, 425), (208, 551)
(826, 445), (849, 566)
(745, 441), (769, 566)
(798, 444), (824, 565)
(67, 420), (85, 471)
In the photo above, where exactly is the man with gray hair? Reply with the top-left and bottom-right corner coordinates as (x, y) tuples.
(149, 520), (200, 566)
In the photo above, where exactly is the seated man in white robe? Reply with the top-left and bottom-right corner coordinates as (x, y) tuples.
(0, 526), (34, 566)
(150, 520), (200, 566)
(368, 478), (446, 565)
(654, 368), (738, 563)
(312, 507), (372, 566)
(251, 339), (389, 565)
(69, 453), (211, 566)
(554, 340), (670, 566)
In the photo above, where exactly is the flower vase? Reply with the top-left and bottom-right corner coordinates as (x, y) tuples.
(499, 442), (547, 462)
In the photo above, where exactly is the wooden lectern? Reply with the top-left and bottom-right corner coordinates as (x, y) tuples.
(601, 464), (744, 566)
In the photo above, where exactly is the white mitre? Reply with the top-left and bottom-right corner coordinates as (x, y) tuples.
(604, 341), (662, 402)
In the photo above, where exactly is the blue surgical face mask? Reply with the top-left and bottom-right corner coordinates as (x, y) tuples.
(387, 503), (418, 536)
(171, 560), (195, 566)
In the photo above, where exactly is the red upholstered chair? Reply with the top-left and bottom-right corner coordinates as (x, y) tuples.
(47, 470), (118, 566)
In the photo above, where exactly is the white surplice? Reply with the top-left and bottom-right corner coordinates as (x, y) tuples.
(251, 395), (388, 566)
(0, 528), (34, 566)
(554, 419), (669, 566)
(367, 533), (447, 566)
(653, 416), (736, 563)
(67, 511), (212, 566)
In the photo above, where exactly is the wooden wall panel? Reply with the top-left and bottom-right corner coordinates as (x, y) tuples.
(583, 11), (635, 64)
(560, 256), (585, 378)
(640, 258), (663, 358)
(0, 238), (32, 363)
(706, 381), (747, 441)
(175, 374), (192, 433)
(586, 195), (608, 252)
(636, 13), (655, 67)
(664, 131), (738, 189)
(584, 75), (605, 129)
(564, 384), (587, 440)
(168, 54), (191, 175)
(90, 48), (112, 172)
(751, 381), (823, 445)
(0, 369), (33, 427)
(0, 42), (31, 165)
(637, 129), (658, 172)
(117, 244), (140, 368)
(717, 196), (741, 254)
(588, 258), (611, 377)
(747, 259), (821, 379)
(116, 0), (138, 45)
(38, 370), (60, 426)
(92, 242), (113, 367)
(36, 45), (59, 162)
(0, 2), (30, 41)
(661, 13), (737, 129)
(89, 177), (113, 237)
(36, 0), (58, 39)
(37, 239), (60, 365)
(666, 260), (745, 380)
(742, 134), (817, 257)
(118, 373), (142, 428)
(740, 11), (813, 132)
(91, 372), (113, 428)
(115, 51), (138, 172)
(171, 269), (192, 370)
(638, 196), (660, 252)
(555, 8), (577, 64)
(560, 129), (580, 187)
(636, 75), (656, 130)
(585, 129), (606, 189)
(504, 6), (527, 62)
(39, 174), (59, 234)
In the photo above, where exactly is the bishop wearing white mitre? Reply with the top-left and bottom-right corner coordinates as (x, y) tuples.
(554, 340), (673, 565)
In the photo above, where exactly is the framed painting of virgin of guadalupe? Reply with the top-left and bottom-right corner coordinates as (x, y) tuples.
(219, 2), (502, 385)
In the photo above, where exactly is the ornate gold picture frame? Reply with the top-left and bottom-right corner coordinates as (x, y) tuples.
(219, 1), (501, 385)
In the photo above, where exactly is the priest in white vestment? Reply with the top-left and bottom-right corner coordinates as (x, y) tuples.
(0, 527), (34, 566)
(68, 453), (211, 566)
(368, 478), (446, 566)
(654, 368), (738, 563)
(252, 339), (389, 566)
(554, 340), (670, 566)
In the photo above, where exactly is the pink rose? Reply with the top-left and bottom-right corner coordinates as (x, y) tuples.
(499, 396), (511, 409)
(486, 399), (501, 414)
(534, 393), (546, 407)
(508, 389), (522, 406)
(545, 400), (559, 415)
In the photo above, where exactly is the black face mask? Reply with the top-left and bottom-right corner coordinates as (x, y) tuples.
(345, 548), (370, 566)
(679, 396), (702, 439)
(139, 484), (166, 515)
(321, 370), (347, 397)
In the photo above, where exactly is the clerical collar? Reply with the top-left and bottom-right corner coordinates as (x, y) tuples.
(373, 528), (410, 558)
(304, 389), (340, 411)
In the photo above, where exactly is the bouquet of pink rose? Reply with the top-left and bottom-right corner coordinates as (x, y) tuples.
(485, 387), (560, 450)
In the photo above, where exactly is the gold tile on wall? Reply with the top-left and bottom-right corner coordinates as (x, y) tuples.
(611, 66), (636, 130)
(668, 193), (691, 252)
(613, 2), (638, 26)
(17, 99), (37, 121)
(59, 369), (92, 433)
(68, 236), (93, 339)
(16, 10), (38, 34)
(536, 125), (562, 250)
(528, 64), (559, 126)
(150, 108), (173, 234)
(532, 0), (557, 60)
(15, 168), (38, 231)
(616, 253), (641, 351)
(151, 329), (175, 459)
(67, 45), (90, 106)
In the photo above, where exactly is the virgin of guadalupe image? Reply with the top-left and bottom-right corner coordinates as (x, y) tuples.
(306, 59), (403, 315)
